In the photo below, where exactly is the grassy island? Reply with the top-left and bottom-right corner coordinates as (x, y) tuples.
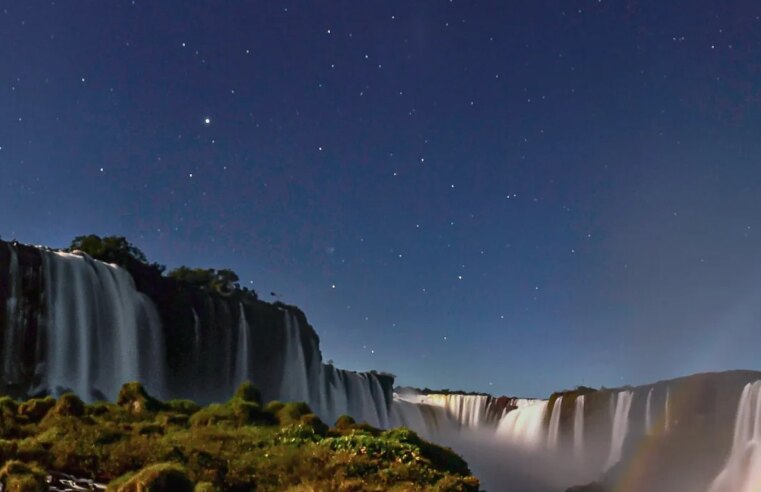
(0, 382), (479, 491)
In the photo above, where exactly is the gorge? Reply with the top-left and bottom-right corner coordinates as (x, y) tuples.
(1, 238), (760, 491)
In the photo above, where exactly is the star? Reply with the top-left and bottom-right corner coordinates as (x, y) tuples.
(203, 117), (211, 125)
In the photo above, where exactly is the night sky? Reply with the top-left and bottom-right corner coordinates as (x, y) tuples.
(3, 1), (761, 397)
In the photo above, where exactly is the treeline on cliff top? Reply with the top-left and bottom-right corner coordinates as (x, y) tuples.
(66, 234), (259, 301)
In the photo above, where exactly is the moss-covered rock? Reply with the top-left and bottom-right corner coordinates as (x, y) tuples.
(334, 414), (356, 429)
(48, 393), (85, 418)
(17, 397), (55, 423)
(0, 384), (479, 491)
(166, 400), (201, 416)
(193, 482), (217, 492)
(0, 439), (18, 465)
(273, 401), (312, 426)
(233, 381), (262, 404)
(109, 463), (194, 492)
(0, 460), (47, 492)
(117, 383), (164, 415)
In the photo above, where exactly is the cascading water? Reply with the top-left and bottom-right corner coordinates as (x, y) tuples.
(233, 303), (252, 386)
(547, 396), (563, 451)
(605, 390), (634, 469)
(276, 311), (393, 428)
(403, 394), (490, 428)
(573, 395), (585, 458)
(645, 387), (654, 435)
(43, 250), (165, 400)
(664, 387), (671, 432)
(496, 400), (549, 450)
(279, 311), (311, 405)
(707, 381), (761, 492)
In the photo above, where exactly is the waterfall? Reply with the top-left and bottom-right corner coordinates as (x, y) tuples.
(279, 312), (310, 404)
(573, 395), (585, 458)
(605, 390), (634, 469)
(664, 387), (671, 432)
(547, 396), (563, 451)
(43, 250), (165, 400)
(233, 303), (252, 386)
(645, 387), (653, 435)
(707, 381), (761, 492)
(496, 400), (549, 450)
(401, 394), (492, 428)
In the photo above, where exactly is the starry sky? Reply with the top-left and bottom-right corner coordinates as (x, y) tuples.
(2, 1), (761, 397)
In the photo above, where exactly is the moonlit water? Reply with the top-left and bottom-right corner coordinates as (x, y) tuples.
(279, 312), (311, 404)
(665, 387), (671, 432)
(547, 396), (563, 451)
(707, 381), (761, 492)
(233, 303), (252, 386)
(645, 387), (654, 434)
(496, 400), (549, 449)
(278, 311), (393, 427)
(574, 395), (585, 458)
(605, 391), (634, 469)
(43, 250), (165, 400)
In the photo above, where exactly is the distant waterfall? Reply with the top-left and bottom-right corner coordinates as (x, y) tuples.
(605, 391), (634, 469)
(645, 387), (653, 435)
(573, 395), (585, 457)
(707, 381), (761, 492)
(496, 400), (549, 449)
(664, 387), (671, 432)
(43, 250), (166, 400)
(233, 303), (252, 386)
(277, 311), (392, 428)
(395, 393), (501, 429)
(547, 396), (563, 451)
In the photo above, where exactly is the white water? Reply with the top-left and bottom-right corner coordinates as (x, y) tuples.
(398, 393), (493, 428)
(708, 381), (761, 492)
(665, 387), (671, 432)
(233, 303), (252, 386)
(277, 311), (392, 428)
(43, 250), (166, 400)
(547, 396), (563, 451)
(573, 395), (585, 458)
(496, 400), (549, 450)
(279, 312), (311, 404)
(605, 390), (634, 469)
(645, 387), (654, 435)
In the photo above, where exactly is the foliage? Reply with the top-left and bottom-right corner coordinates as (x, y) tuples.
(0, 460), (47, 492)
(68, 235), (165, 277)
(65, 234), (258, 300)
(0, 381), (479, 491)
(167, 267), (242, 296)
(109, 462), (194, 492)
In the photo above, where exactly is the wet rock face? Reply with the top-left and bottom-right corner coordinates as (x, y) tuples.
(0, 242), (46, 398)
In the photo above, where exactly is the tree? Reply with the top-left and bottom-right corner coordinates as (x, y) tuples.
(168, 267), (244, 296)
(68, 235), (165, 276)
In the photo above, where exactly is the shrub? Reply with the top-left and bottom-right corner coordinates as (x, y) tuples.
(0, 460), (47, 492)
(108, 462), (193, 492)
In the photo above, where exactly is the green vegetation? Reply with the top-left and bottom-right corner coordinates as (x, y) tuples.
(167, 266), (244, 296)
(0, 382), (478, 491)
(65, 234), (258, 300)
